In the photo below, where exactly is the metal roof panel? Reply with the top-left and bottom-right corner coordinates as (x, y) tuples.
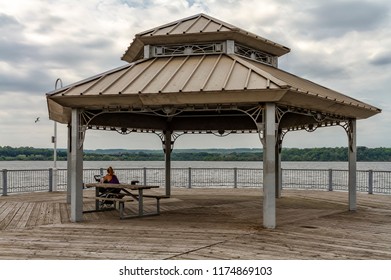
(47, 53), (380, 123)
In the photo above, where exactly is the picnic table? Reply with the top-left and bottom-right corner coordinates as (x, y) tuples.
(84, 183), (167, 219)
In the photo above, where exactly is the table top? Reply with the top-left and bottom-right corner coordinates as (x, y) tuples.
(85, 183), (159, 190)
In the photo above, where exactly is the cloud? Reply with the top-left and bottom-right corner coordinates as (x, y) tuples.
(280, 50), (350, 81)
(294, 0), (390, 39)
(0, 12), (21, 30)
(0, 0), (390, 149)
(370, 51), (391, 66)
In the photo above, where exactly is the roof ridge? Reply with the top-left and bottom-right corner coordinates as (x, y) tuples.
(136, 13), (237, 37)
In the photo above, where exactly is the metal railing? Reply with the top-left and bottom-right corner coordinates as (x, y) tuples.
(1, 167), (391, 195)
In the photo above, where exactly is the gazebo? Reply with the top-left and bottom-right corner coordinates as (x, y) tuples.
(46, 14), (381, 228)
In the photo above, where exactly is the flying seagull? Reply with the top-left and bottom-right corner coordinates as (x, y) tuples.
(35, 117), (40, 123)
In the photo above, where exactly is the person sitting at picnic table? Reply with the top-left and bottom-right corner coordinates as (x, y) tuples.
(101, 166), (120, 184)
(99, 166), (121, 199)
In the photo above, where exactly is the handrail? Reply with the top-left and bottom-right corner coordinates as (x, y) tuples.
(1, 167), (390, 195)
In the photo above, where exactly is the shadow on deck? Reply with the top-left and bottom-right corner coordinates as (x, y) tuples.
(0, 188), (390, 259)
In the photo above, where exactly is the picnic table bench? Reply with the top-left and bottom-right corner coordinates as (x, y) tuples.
(84, 183), (168, 219)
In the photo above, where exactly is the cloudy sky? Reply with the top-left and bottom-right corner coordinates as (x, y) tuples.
(0, 0), (390, 150)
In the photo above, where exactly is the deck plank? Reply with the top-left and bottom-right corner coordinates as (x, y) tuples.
(0, 189), (390, 259)
(0, 202), (22, 230)
(59, 202), (70, 223)
(4, 202), (29, 230)
(15, 202), (35, 229)
(25, 202), (43, 228)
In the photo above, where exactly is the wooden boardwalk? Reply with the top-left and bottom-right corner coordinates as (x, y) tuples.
(0, 188), (390, 259)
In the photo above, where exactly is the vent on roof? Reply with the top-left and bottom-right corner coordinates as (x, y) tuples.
(149, 41), (277, 66)
(234, 43), (277, 67)
(152, 42), (224, 57)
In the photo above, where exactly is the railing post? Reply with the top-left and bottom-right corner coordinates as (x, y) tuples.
(143, 167), (147, 185)
(2, 169), (7, 196)
(188, 167), (192, 189)
(49, 168), (53, 192)
(52, 167), (58, 192)
(234, 168), (238, 188)
(368, 170), (373, 194)
(328, 169), (333, 191)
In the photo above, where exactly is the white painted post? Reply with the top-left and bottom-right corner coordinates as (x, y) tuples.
(53, 121), (58, 192)
(348, 119), (357, 211)
(188, 167), (192, 189)
(164, 130), (172, 197)
(328, 169), (333, 191)
(143, 167), (147, 185)
(66, 124), (72, 204)
(53, 78), (62, 192)
(234, 167), (238, 188)
(2, 169), (7, 196)
(70, 109), (84, 222)
(368, 170), (373, 194)
(275, 145), (282, 198)
(49, 168), (53, 192)
(263, 103), (277, 229)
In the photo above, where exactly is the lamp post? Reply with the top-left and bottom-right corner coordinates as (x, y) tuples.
(52, 78), (63, 191)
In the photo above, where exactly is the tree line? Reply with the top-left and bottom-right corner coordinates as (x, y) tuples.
(1, 146), (391, 161)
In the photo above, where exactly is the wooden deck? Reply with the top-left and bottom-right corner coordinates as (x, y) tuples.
(0, 188), (390, 259)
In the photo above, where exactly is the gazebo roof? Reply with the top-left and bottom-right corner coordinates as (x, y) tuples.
(47, 13), (380, 132)
(47, 53), (380, 124)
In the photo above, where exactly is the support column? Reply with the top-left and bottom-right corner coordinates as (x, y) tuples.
(348, 119), (357, 211)
(70, 109), (83, 222)
(66, 124), (72, 204)
(164, 130), (172, 197)
(263, 103), (277, 229)
(275, 130), (282, 198)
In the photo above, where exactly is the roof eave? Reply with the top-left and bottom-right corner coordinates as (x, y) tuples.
(281, 89), (381, 119)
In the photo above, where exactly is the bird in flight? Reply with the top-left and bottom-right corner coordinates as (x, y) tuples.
(35, 117), (40, 123)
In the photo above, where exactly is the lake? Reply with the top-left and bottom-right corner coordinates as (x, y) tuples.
(1, 161), (390, 195)
(1, 161), (391, 171)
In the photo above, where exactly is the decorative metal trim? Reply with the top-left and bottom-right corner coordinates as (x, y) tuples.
(278, 129), (289, 152)
(304, 123), (318, 132)
(152, 42), (224, 57)
(312, 112), (327, 122)
(149, 107), (184, 117)
(156, 131), (185, 153)
(273, 106), (353, 150)
(150, 41), (277, 66)
(78, 105), (351, 151)
(234, 43), (276, 66)
(276, 106), (287, 123)
(339, 120), (355, 152)
(211, 130), (233, 137)
(282, 107), (348, 131)
(77, 110), (106, 148)
(115, 127), (132, 135)
(274, 106), (291, 148)
(76, 110), (87, 149)
(236, 105), (265, 145)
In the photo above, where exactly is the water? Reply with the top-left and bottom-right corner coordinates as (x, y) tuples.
(1, 161), (391, 195)
(1, 161), (391, 171)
